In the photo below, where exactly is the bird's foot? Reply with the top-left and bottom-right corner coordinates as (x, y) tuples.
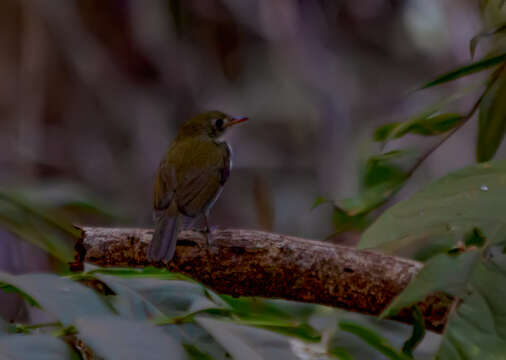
(201, 226), (219, 255)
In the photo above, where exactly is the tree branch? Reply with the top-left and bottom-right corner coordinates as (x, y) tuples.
(72, 226), (452, 333)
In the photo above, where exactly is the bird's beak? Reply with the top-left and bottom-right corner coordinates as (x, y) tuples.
(226, 117), (248, 128)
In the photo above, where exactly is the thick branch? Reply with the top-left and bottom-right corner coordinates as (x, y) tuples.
(72, 226), (451, 333)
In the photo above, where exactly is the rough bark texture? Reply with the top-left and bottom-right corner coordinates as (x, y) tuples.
(72, 226), (452, 333)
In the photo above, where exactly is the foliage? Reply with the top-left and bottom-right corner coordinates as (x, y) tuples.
(0, 267), (425, 359)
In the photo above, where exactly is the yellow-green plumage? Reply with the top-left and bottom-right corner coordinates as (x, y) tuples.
(148, 111), (247, 263)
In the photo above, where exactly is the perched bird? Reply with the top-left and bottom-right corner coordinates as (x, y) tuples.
(147, 111), (248, 263)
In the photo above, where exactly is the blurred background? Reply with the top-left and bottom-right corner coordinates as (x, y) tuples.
(0, 0), (494, 321)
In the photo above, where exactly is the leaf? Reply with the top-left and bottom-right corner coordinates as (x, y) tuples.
(338, 321), (411, 360)
(183, 343), (215, 360)
(402, 307), (425, 357)
(117, 279), (211, 318)
(76, 317), (186, 360)
(470, 24), (506, 58)
(374, 123), (400, 142)
(312, 196), (329, 210)
(0, 191), (80, 238)
(0, 208), (74, 262)
(464, 227), (487, 248)
(477, 69), (506, 162)
(94, 274), (165, 320)
(80, 266), (192, 281)
(359, 159), (506, 252)
(328, 346), (354, 360)
(0, 334), (76, 360)
(381, 251), (480, 318)
(420, 52), (506, 89)
(436, 261), (506, 358)
(405, 113), (464, 136)
(196, 317), (264, 360)
(158, 295), (322, 342)
(340, 178), (406, 217)
(374, 114), (464, 144)
(0, 273), (113, 326)
(0, 282), (40, 307)
(162, 323), (230, 360)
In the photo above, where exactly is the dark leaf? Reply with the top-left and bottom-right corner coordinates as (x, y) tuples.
(436, 262), (506, 358)
(381, 251), (480, 318)
(183, 343), (215, 360)
(420, 52), (506, 89)
(312, 196), (330, 210)
(328, 346), (354, 360)
(373, 123), (400, 142)
(406, 113), (464, 136)
(359, 159), (506, 251)
(401, 307), (426, 357)
(81, 266), (192, 281)
(338, 321), (411, 360)
(464, 227), (487, 248)
(0, 334), (76, 360)
(76, 317), (186, 360)
(94, 274), (165, 320)
(196, 317), (263, 360)
(477, 69), (506, 162)
(0, 273), (112, 326)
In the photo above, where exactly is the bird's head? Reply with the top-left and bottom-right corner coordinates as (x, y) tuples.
(177, 111), (248, 140)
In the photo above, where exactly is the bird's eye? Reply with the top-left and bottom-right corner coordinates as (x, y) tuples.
(215, 118), (224, 130)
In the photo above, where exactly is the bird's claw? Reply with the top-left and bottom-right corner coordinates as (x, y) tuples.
(202, 227), (219, 255)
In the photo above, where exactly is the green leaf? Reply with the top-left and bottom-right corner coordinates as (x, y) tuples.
(328, 346), (354, 360)
(470, 24), (506, 58)
(0, 282), (40, 308)
(374, 123), (400, 142)
(312, 196), (329, 210)
(382, 251), (480, 318)
(359, 159), (506, 252)
(94, 274), (165, 320)
(183, 343), (215, 360)
(0, 209), (74, 262)
(406, 113), (464, 136)
(158, 295), (322, 342)
(464, 227), (487, 248)
(0, 335), (76, 360)
(402, 307), (425, 357)
(341, 178), (406, 217)
(420, 52), (506, 89)
(338, 321), (411, 360)
(477, 69), (506, 162)
(79, 266), (193, 281)
(162, 322), (232, 359)
(0, 273), (112, 326)
(436, 261), (506, 358)
(76, 317), (186, 360)
(374, 113), (464, 143)
(196, 317), (263, 360)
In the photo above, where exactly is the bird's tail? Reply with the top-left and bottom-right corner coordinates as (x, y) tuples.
(148, 214), (180, 263)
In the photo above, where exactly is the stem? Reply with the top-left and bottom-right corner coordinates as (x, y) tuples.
(15, 321), (61, 333)
(369, 63), (505, 213)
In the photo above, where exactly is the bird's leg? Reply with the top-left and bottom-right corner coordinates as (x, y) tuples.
(203, 214), (218, 254)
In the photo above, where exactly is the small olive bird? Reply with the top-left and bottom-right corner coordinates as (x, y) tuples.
(147, 111), (248, 263)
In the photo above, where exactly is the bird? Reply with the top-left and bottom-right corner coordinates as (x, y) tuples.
(147, 110), (248, 263)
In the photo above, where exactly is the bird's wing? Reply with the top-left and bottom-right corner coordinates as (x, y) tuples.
(153, 161), (177, 212)
(175, 168), (222, 217)
(175, 142), (230, 217)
